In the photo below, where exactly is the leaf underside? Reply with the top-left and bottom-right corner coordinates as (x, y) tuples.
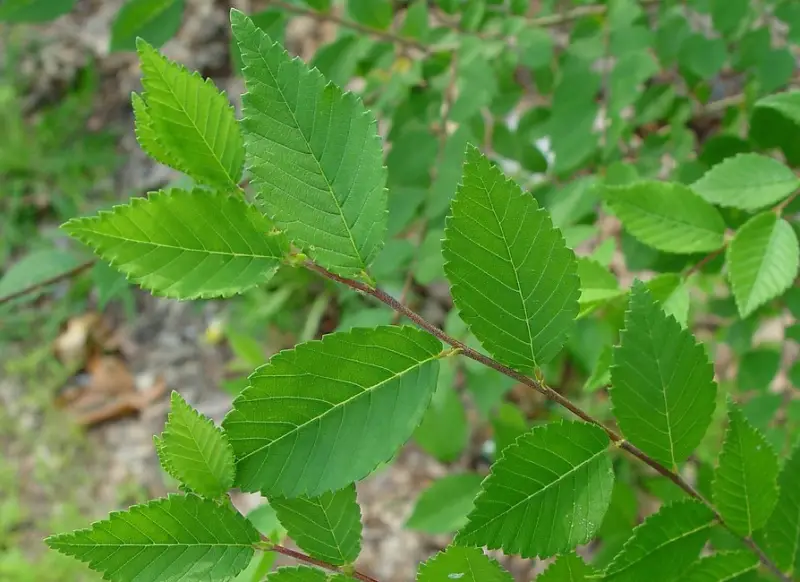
(443, 146), (580, 372)
(63, 189), (287, 300)
(223, 325), (442, 497)
(455, 420), (613, 559)
(611, 282), (716, 469)
(232, 9), (387, 279)
(45, 494), (259, 582)
(417, 546), (513, 582)
(270, 484), (362, 565)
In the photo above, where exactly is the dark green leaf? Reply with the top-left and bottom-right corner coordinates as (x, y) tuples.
(406, 473), (483, 534)
(110, 0), (184, 52)
(417, 546), (513, 582)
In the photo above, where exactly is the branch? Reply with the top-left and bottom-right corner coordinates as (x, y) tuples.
(0, 258), (95, 306)
(266, 0), (428, 54)
(269, 543), (379, 582)
(304, 260), (791, 582)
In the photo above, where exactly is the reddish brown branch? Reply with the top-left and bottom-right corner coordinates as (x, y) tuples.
(270, 543), (379, 582)
(0, 259), (95, 306)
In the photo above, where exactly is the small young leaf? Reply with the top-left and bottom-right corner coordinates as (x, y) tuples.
(603, 500), (716, 582)
(611, 282), (716, 469)
(110, 0), (184, 52)
(63, 189), (287, 299)
(45, 494), (259, 582)
(232, 10), (387, 280)
(603, 181), (726, 254)
(455, 421), (613, 559)
(155, 391), (235, 499)
(443, 146), (580, 372)
(270, 484), (361, 565)
(406, 473), (483, 534)
(766, 439), (800, 574)
(537, 553), (596, 581)
(682, 550), (759, 582)
(137, 40), (244, 191)
(713, 403), (779, 536)
(417, 546), (513, 582)
(726, 212), (800, 318)
(223, 326), (441, 497)
(691, 153), (800, 211)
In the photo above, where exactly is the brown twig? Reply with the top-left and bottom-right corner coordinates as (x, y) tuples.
(0, 259), (95, 306)
(303, 259), (791, 582)
(269, 543), (379, 582)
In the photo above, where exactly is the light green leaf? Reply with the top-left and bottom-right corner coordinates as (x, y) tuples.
(154, 391), (235, 499)
(0, 249), (83, 304)
(646, 274), (690, 328)
(766, 439), (800, 575)
(0, 0), (74, 22)
(45, 494), (258, 582)
(265, 566), (327, 581)
(603, 500), (716, 582)
(537, 553), (596, 581)
(270, 484), (361, 565)
(223, 326), (441, 497)
(347, 0), (392, 30)
(400, 0), (429, 40)
(232, 10), (387, 280)
(443, 147), (580, 372)
(603, 181), (726, 254)
(137, 40), (244, 191)
(726, 212), (800, 318)
(63, 189), (287, 299)
(414, 359), (468, 462)
(455, 421), (613, 559)
(518, 27), (553, 69)
(691, 153), (799, 211)
(110, 0), (184, 52)
(132, 92), (185, 171)
(611, 282), (716, 469)
(576, 258), (625, 317)
(755, 90), (800, 126)
(417, 546), (513, 582)
(682, 551), (759, 582)
(713, 403), (779, 536)
(406, 473), (483, 534)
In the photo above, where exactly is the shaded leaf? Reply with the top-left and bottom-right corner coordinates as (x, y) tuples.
(110, 0), (184, 52)
(691, 153), (799, 211)
(603, 500), (716, 582)
(766, 439), (800, 575)
(726, 212), (799, 318)
(63, 189), (287, 299)
(611, 282), (716, 469)
(0, 0), (75, 22)
(223, 326), (441, 497)
(417, 546), (513, 582)
(271, 484), (361, 565)
(603, 181), (725, 254)
(45, 494), (258, 582)
(155, 391), (235, 499)
(455, 421), (613, 558)
(347, 0), (392, 30)
(443, 146), (580, 372)
(406, 473), (483, 534)
(232, 10), (387, 280)
(755, 90), (800, 126)
(414, 359), (468, 462)
(0, 249), (83, 304)
(137, 40), (244, 191)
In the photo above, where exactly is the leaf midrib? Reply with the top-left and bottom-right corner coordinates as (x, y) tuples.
(246, 38), (365, 271)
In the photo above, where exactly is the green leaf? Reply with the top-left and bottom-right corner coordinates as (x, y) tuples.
(518, 27), (554, 69)
(302, 0), (331, 10)
(265, 566), (328, 581)
(682, 551), (759, 582)
(45, 494), (259, 582)
(443, 146), (580, 372)
(603, 500), (716, 582)
(679, 34), (727, 80)
(110, 0), (184, 52)
(0, 0), (75, 22)
(726, 212), (800, 318)
(576, 258), (625, 316)
(611, 282), (716, 469)
(417, 546), (513, 582)
(603, 181), (726, 254)
(406, 473), (483, 534)
(137, 40), (244, 191)
(231, 10), (287, 74)
(232, 10), (387, 280)
(754, 90), (800, 126)
(691, 153), (800, 211)
(400, 0), (429, 40)
(713, 403), (779, 536)
(537, 553), (596, 581)
(223, 326), (441, 497)
(63, 189), (287, 299)
(132, 92), (185, 172)
(347, 0), (392, 30)
(270, 484), (361, 565)
(154, 391), (235, 499)
(0, 249), (83, 304)
(455, 421), (613, 559)
(766, 439), (800, 575)
(414, 359), (468, 462)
